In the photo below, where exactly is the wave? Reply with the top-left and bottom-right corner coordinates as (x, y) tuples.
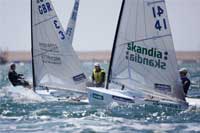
(0, 86), (45, 103)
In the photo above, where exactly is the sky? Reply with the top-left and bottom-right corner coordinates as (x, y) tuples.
(0, 0), (200, 52)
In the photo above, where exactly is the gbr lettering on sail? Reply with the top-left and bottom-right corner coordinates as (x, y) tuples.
(36, 0), (65, 40)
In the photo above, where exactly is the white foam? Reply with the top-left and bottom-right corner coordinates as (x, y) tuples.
(1, 86), (45, 103)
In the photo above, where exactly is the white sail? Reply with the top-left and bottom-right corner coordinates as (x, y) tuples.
(108, 0), (185, 101)
(65, 0), (80, 45)
(31, 0), (87, 93)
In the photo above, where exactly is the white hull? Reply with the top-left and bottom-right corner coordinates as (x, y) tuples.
(87, 87), (189, 109)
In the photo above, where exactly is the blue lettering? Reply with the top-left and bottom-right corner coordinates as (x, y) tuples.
(74, 1), (79, 11)
(71, 12), (77, 21)
(53, 20), (60, 29)
(46, 2), (52, 11)
(53, 20), (65, 40)
(155, 20), (162, 31)
(157, 6), (164, 17)
(59, 31), (65, 40)
(42, 4), (47, 13)
(66, 27), (72, 37)
(152, 6), (164, 18)
(38, 2), (52, 15)
(37, 0), (44, 4)
(38, 5), (43, 14)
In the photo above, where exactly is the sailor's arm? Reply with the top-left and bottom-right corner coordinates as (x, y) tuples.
(100, 71), (105, 83)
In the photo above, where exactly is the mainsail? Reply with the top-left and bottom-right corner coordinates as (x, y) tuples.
(107, 0), (185, 101)
(31, 0), (87, 93)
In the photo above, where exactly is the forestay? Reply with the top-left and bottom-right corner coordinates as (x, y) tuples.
(107, 0), (185, 101)
(31, 0), (87, 93)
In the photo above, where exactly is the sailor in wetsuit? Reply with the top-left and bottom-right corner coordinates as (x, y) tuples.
(179, 68), (191, 96)
(8, 64), (31, 89)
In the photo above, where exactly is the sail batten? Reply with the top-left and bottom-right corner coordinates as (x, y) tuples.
(108, 0), (185, 101)
(31, 0), (87, 93)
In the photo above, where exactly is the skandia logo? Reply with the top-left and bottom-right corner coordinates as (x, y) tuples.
(126, 42), (168, 70)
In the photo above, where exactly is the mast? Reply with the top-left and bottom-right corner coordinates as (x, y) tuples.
(31, 0), (36, 91)
(106, 0), (125, 89)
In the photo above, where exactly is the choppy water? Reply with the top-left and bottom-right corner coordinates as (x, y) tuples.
(0, 61), (200, 133)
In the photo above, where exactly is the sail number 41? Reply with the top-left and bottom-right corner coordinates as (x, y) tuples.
(152, 6), (167, 31)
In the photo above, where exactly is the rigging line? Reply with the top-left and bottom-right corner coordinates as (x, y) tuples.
(33, 16), (57, 27)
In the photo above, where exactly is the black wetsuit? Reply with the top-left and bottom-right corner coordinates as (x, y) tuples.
(8, 70), (29, 87)
(181, 77), (191, 95)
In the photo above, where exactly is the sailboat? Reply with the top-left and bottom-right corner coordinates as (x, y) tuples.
(31, 0), (88, 100)
(87, 0), (189, 109)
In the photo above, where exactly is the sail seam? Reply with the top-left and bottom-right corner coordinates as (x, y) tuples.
(119, 34), (172, 46)
(33, 16), (57, 26)
(146, 0), (165, 6)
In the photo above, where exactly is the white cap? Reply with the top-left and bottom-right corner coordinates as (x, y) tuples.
(179, 68), (188, 73)
(94, 62), (100, 67)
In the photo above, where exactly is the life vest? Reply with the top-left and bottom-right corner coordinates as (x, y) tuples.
(93, 69), (105, 84)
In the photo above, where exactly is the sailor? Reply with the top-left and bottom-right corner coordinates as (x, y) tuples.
(92, 63), (106, 87)
(8, 63), (31, 89)
(179, 68), (191, 96)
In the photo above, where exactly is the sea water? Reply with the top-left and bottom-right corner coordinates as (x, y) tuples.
(0, 61), (200, 133)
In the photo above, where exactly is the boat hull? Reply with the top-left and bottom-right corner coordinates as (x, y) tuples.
(36, 87), (89, 104)
(87, 87), (189, 109)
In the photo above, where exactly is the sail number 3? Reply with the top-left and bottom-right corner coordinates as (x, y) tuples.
(54, 20), (65, 40)
(152, 6), (167, 31)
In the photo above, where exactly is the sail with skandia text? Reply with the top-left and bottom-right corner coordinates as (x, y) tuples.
(31, 0), (87, 93)
(107, 0), (185, 101)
